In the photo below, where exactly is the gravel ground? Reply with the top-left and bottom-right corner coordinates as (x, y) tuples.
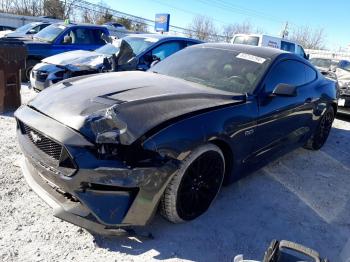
(0, 86), (350, 262)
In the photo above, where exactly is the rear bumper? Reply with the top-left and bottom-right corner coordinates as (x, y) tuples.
(15, 105), (179, 234)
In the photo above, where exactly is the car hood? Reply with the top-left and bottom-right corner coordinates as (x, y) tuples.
(29, 71), (244, 145)
(42, 50), (106, 69)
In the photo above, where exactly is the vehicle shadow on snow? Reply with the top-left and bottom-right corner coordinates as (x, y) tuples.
(92, 127), (350, 261)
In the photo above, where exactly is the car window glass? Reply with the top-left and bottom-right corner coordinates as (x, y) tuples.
(30, 25), (41, 34)
(151, 41), (184, 60)
(296, 45), (306, 57)
(151, 47), (271, 94)
(233, 36), (259, 46)
(281, 41), (295, 53)
(304, 64), (317, 83)
(91, 29), (106, 45)
(265, 60), (306, 92)
(39, 24), (49, 31)
(62, 28), (101, 45)
(339, 60), (350, 72)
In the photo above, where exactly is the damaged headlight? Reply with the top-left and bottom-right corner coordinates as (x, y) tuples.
(87, 105), (128, 158)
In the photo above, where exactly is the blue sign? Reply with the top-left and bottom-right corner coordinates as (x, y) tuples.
(155, 14), (170, 32)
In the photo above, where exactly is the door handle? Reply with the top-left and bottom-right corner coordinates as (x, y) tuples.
(305, 98), (312, 103)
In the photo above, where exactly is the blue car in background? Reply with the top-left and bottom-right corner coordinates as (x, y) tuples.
(21, 22), (110, 80)
(30, 34), (202, 91)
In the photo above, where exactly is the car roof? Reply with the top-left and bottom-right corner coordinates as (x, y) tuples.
(191, 43), (289, 59)
(54, 22), (107, 29)
(125, 33), (202, 42)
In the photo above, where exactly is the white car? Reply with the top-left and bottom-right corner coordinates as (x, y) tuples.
(231, 34), (308, 59)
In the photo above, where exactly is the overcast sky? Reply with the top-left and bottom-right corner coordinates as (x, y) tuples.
(94, 0), (350, 50)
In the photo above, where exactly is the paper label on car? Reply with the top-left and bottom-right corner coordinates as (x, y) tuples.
(236, 53), (266, 64)
(338, 98), (346, 106)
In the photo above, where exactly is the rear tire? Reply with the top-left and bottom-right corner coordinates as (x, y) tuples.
(304, 106), (334, 150)
(160, 144), (225, 223)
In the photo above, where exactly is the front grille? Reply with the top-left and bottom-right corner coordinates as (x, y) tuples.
(22, 123), (62, 161)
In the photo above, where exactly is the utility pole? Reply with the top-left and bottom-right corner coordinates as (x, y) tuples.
(281, 21), (289, 38)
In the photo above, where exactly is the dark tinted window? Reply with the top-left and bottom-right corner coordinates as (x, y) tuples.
(151, 41), (185, 60)
(39, 24), (50, 31)
(281, 41), (295, 52)
(265, 60), (308, 92)
(91, 29), (106, 44)
(151, 47), (271, 94)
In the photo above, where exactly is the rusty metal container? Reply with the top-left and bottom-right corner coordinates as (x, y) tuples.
(0, 39), (26, 113)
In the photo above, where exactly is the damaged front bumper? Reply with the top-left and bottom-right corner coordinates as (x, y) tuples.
(15, 106), (179, 235)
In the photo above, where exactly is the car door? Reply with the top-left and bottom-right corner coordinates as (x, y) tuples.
(254, 59), (316, 159)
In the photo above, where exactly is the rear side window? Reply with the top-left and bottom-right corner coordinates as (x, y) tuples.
(233, 36), (259, 46)
(304, 64), (317, 83)
(281, 41), (295, 53)
(265, 60), (314, 92)
(296, 45), (306, 58)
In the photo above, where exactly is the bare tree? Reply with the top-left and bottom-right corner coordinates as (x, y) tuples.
(289, 26), (326, 49)
(222, 21), (253, 42)
(43, 0), (64, 19)
(187, 15), (219, 41)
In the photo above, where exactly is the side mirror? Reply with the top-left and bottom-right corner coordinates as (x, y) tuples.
(27, 29), (36, 34)
(63, 35), (72, 44)
(272, 83), (297, 97)
(305, 54), (310, 60)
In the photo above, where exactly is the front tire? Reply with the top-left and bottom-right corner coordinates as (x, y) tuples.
(22, 59), (38, 82)
(160, 144), (225, 223)
(304, 106), (334, 150)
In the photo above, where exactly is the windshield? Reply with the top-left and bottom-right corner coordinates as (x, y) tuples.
(14, 23), (37, 33)
(310, 58), (336, 68)
(35, 24), (66, 42)
(151, 47), (271, 94)
(233, 36), (259, 46)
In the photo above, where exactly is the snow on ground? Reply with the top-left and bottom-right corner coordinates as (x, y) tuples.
(0, 85), (350, 262)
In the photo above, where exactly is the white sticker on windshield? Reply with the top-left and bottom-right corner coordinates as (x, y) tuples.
(236, 53), (266, 64)
(58, 25), (66, 30)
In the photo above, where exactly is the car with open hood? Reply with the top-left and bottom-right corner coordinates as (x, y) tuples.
(29, 34), (201, 91)
(18, 22), (111, 81)
(15, 43), (337, 235)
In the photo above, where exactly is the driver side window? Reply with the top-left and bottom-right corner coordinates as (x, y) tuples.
(264, 60), (306, 93)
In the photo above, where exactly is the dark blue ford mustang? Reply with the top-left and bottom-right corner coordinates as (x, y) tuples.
(15, 43), (337, 234)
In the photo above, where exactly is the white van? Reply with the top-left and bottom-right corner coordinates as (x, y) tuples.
(231, 34), (308, 59)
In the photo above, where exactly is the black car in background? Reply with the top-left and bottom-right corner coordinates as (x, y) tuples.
(0, 25), (16, 31)
(30, 34), (202, 91)
(15, 44), (337, 234)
